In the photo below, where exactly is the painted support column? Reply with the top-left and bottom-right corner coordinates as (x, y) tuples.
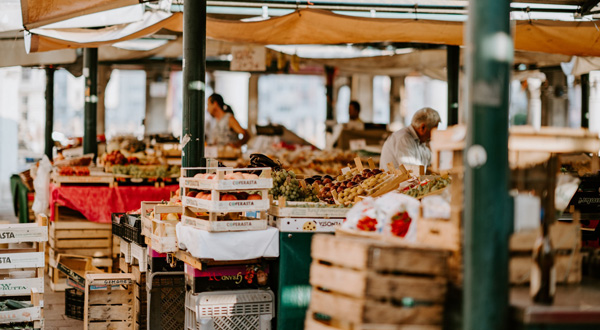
(182, 0), (207, 167)
(83, 48), (98, 160)
(248, 74), (259, 134)
(582, 73), (590, 128)
(447, 45), (460, 126)
(44, 67), (55, 160)
(463, 0), (512, 329)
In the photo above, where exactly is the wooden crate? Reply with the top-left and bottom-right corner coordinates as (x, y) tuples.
(132, 265), (147, 330)
(0, 289), (44, 325)
(509, 221), (581, 285)
(0, 221), (47, 297)
(141, 202), (182, 253)
(120, 256), (132, 274)
(307, 234), (449, 329)
(49, 220), (112, 250)
(181, 207), (267, 232)
(51, 170), (115, 187)
(84, 273), (135, 330)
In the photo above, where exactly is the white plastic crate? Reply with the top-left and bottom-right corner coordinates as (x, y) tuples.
(185, 289), (274, 330)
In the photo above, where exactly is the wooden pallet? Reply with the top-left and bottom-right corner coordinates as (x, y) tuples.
(308, 234), (449, 329)
(84, 273), (135, 330)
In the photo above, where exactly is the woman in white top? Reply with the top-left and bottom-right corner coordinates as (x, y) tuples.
(206, 94), (250, 147)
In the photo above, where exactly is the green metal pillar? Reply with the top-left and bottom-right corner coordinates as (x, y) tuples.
(182, 0), (207, 168)
(44, 66), (55, 160)
(463, 0), (512, 329)
(325, 66), (335, 120)
(447, 45), (460, 126)
(581, 73), (590, 128)
(83, 48), (98, 160)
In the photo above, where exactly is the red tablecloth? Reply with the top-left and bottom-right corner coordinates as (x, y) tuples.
(50, 183), (178, 223)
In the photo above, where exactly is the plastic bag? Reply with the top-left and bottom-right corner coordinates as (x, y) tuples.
(375, 192), (420, 241)
(32, 155), (52, 215)
(422, 193), (451, 219)
(555, 173), (580, 212)
(342, 197), (379, 232)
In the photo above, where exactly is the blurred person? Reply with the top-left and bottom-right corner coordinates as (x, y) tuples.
(344, 100), (364, 130)
(380, 107), (441, 169)
(206, 94), (250, 147)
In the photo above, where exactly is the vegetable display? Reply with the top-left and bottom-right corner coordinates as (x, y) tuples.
(269, 169), (319, 202)
(401, 176), (452, 199)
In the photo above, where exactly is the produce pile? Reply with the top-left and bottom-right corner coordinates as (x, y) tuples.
(242, 149), (372, 176)
(0, 300), (33, 311)
(269, 169), (319, 202)
(312, 168), (403, 205)
(111, 164), (180, 179)
(58, 166), (90, 176)
(401, 176), (451, 199)
(186, 190), (263, 201)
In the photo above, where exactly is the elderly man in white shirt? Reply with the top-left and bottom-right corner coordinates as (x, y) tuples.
(380, 107), (441, 170)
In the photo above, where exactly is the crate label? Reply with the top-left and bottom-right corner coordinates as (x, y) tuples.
(182, 216), (267, 232)
(0, 307), (42, 322)
(0, 225), (48, 244)
(269, 205), (349, 218)
(275, 218), (344, 232)
(100, 279), (132, 285)
(0, 278), (44, 296)
(185, 263), (270, 292)
(0, 252), (44, 270)
(183, 197), (268, 212)
(57, 262), (86, 287)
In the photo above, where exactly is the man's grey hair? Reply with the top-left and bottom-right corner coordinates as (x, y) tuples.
(411, 107), (441, 128)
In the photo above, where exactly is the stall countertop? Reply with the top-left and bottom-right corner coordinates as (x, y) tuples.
(511, 278), (600, 325)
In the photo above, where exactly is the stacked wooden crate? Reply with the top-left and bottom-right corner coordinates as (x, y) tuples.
(133, 265), (147, 330)
(0, 220), (47, 328)
(84, 273), (135, 330)
(306, 234), (449, 330)
(49, 207), (113, 291)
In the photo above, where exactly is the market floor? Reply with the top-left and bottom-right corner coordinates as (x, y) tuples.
(43, 274), (83, 330)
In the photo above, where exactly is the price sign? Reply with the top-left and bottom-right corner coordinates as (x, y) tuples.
(230, 46), (266, 72)
(349, 139), (367, 151)
(205, 146), (218, 158)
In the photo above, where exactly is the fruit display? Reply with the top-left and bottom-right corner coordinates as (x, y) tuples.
(240, 149), (375, 176)
(270, 169), (319, 202)
(401, 176), (452, 199)
(186, 190), (263, 201)
(58, 166), (90, 176)
(111, 164), (180, 179)
(315, 168), (403, 205)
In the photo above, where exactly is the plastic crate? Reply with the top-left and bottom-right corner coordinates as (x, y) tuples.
(148, 248), (184, 272)
(65, 288), (84, 321)
(185, 289), (274, 330)
(147, 271), (186, 330)
(111, 213), (125, 239)
(123, 214), (146, 246)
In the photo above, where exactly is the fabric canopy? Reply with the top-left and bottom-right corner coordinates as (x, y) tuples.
(0, 38), (76, 68)
(20, 0), (138, 29)
(25, 9), (600, 57)
(26, 11), (176, 53)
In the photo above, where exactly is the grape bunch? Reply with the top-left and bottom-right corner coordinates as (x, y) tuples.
(270, 169), (319, 202)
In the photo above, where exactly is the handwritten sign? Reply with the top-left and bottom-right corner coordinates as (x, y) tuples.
(230, 46), (266, 72)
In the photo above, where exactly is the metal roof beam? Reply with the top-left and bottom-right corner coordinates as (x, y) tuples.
(578, 0), (600, 15)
